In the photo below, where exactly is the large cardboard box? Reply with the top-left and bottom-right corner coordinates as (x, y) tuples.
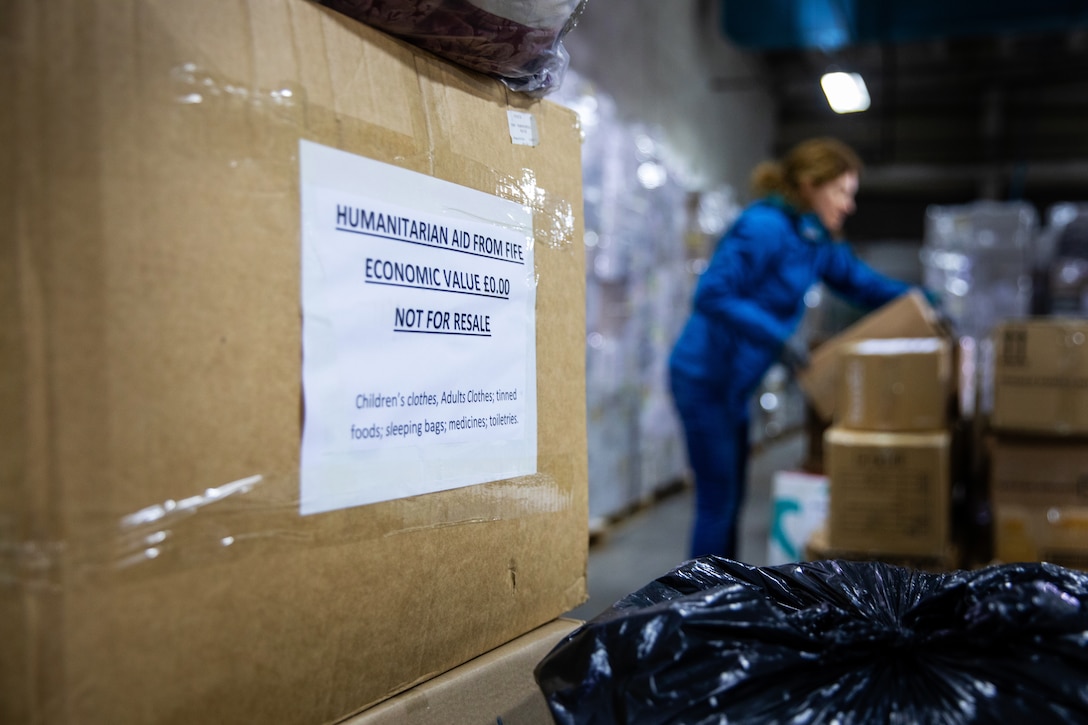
(992, 319), (1088, 435)
(343, 618), (581, 725)
(993, 504), (1088, 570)
(1, 2), (587, 723)
(989, 437), (1088, 508)
(825, 427), (951, 557)
(799, 291), (945, 421)
(836, 337), (951, 432)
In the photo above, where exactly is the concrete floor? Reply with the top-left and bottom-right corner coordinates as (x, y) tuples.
(565, 432), (806, 621)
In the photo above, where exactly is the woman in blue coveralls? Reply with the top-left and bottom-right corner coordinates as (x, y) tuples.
(669, 137), (915, 560)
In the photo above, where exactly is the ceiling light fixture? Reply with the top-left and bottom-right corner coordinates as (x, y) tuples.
(820, 71), (870, 113)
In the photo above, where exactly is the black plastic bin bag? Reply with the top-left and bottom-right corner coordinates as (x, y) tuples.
(535, 557), (1088, 724)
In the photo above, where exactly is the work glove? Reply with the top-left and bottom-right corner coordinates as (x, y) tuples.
(780, 337), (811, 373)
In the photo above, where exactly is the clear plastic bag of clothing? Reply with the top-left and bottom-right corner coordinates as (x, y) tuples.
(534, 556), (1088, 724)
(317, 0), (587, 94)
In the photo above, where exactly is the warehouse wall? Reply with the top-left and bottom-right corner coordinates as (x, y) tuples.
(564, 0), (776, 193)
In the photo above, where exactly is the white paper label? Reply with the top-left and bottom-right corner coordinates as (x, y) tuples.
(507, 110), (540, 147)
(299, 140), (537, 515)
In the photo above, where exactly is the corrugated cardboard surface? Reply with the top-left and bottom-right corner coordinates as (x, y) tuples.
(805, 526), (960, 573)
(799, 291), (944, 421)
(343, 618), (580, 725)
(2, 2), (587, 723)
(993, 504), (1088, 570)
(825, 427), (951, 557)
(989, 437), (1088, 508)
(836, 338), (950, 432)
(992, 319), (1088, 436)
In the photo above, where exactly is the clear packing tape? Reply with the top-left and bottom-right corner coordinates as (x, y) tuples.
(168, 62), (578, 257)
(3, 469), (574, 589)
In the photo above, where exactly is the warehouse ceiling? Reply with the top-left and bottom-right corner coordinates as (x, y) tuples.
(717, 0), (1088, 239)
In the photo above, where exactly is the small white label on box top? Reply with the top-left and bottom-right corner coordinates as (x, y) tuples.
(507, 111), (539, 147)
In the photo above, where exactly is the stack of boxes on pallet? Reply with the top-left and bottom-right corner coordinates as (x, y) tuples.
(822, 338), (956, 567)
(797, 292), (957, 569)
(988, 319), (1088, 569)
(3, 2), (587, 723)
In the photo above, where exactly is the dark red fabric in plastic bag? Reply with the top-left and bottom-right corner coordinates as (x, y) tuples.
(535, 557), (1088, 724)
(318, 0), (584, 94)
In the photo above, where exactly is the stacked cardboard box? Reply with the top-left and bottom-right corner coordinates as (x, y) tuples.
(818, 337), (957, 565)
(799, 290), (947, 423)
(2, 2), (587, 723)
(797, 291), (948, 480)
(990, 319), (1088, 568)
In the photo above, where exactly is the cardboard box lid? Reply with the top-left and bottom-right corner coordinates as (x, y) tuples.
(3, 2), (587, 723)
(799, 290), (945, 421)
(825, 427), (951, 449)
(836, 337), (951, 432)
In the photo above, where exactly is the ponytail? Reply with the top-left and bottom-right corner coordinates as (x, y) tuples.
(750, 138), (862, 208)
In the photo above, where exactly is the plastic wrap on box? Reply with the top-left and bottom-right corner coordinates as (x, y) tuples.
(319, 0), (586, 94)
(636, 386), (686, 500)
(922, 201), (1037, 340)
(535, 557), (1088, 724)
(922, 201), (1038, 416)
(629, 162), (691, 499)
(1039, 203), (1088, 315)
(586, 390), (640, 524)
(555, 73), (711, 512)
(635, 259), (693, 499)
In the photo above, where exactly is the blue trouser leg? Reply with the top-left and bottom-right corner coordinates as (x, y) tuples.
(670, 368), (751, 560)
(730, 409), (751, 557)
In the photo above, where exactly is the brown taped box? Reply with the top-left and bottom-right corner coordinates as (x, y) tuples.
(825, 427), (951, 557)
(799, 290), (945, 421)
(343, 618), (580, 725)
(1, 2), (587, 724)
(989, 436), (1088, 508)
(992, 319), (1088, 436)
(805, 526), (961, 573)
(993, 504), (1088, 571)
(836, 337), (951, 432)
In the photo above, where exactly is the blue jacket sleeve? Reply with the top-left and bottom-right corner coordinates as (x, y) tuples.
(693, 212), (794, 349)
(820, 241), (912, 311)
